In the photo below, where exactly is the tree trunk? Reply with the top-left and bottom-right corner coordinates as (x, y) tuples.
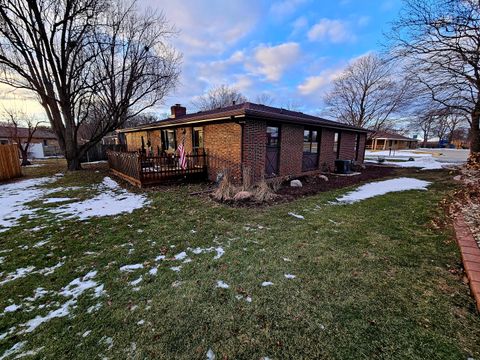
(66, 156), (82, 171)
(20, 149), (31, 166)
(471, 109), (480, 154)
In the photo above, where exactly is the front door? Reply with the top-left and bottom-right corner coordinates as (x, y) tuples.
(265, 125), (280, 176)
(302, 128), (319, 171)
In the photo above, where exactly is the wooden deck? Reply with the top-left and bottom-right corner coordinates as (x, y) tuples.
(107, 150), (207, 187)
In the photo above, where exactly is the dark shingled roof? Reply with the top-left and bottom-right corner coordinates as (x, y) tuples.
(371, 131), (418, 141)
(120, 102), (368, 133)
(0, 126), (57, 139)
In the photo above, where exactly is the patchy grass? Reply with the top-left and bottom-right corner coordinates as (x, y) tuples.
(1, 163), (479, 359)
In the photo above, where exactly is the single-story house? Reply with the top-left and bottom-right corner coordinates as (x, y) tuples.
(366, 131), (418, 151)
(0, 126), (61, 157)
(119, 102), (368, 182)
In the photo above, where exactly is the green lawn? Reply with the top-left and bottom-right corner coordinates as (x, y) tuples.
(1, 162), (479, 359)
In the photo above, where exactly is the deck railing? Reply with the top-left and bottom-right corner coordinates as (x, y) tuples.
(106, 150), (207, 187)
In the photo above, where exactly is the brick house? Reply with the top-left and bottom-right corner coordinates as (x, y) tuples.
(119, 103), (367, 182)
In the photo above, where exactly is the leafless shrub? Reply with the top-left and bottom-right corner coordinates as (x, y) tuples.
(242, 166), (252, 191)
(213, 170), (237, 201)
(269, 177), (283, 192)
(253, 178), (277, 202)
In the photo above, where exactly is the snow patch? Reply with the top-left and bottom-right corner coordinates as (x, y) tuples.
(261, 281), (274, 287)
(335, 177), (431, 204)
(119, 264), (144, 272)
(288, 212), (305, 220)
(284, 274), (296, 279)
(216, 280), (229, 289)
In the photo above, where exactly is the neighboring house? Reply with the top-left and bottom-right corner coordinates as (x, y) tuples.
(119, 103), (368, 182)
(367, 131), (418, 151)
(0, 126), (61, 157)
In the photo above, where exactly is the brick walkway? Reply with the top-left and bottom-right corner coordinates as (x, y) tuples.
(454, 214), (480, 311)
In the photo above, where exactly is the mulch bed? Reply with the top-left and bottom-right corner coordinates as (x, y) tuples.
(276, 165), (395, 199)
(213, 165), (397, 208)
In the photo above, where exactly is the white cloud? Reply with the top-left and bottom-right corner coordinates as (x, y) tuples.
(298, 68), (343, 95)
(252, 42), (301, 81)
(307, 18), (354, 43)
(149, 0), (261, 55)
(269, 0), (309, 19)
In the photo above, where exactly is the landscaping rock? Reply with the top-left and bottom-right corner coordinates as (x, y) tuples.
(318, 175), (329, 182)
(290, 179), (302, 187)
(233, 191), (253, 201)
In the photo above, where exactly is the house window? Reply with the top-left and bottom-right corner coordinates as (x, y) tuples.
(333, 132), (341, 158)
(266, 126), (280, 147)
(43, 139), (48, 146)
(161, 129), (176, 152)
(192, 127), (204, 150)
(303, 129), (318, 153)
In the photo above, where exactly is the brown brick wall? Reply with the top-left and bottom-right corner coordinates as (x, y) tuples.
(279, 124), (303, 176)
(203, 122), (242, 181)
(242, 119), (267, 182)
(319, 129), (336, 172)
(125, 131), (148, 152)
(339, 131), (356, 161)
(357, 134), (366, 163)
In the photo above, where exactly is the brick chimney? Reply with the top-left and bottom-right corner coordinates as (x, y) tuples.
(170, 104), (186, 118)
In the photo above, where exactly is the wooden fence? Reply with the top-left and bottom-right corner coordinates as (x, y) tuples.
(0, 144), (22, 181)
(107, 150), (207, 187)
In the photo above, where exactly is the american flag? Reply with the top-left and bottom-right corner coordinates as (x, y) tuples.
(177, 137), (187, 170)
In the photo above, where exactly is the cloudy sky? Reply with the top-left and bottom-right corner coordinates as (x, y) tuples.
(152, 0), (403, 115)
(0, 0), (403, 119)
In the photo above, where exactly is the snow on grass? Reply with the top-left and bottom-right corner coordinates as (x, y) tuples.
(149, 267), (158, 276)
(170, 266), (182, 272)
(0, 176), (149, 233)
(382, 157), (454, 170)
(3, 304), (21, 314)
(19, 270), (104, 333)
(288, 212), (305, 220)
(0, 267), (35, 286)
(206, 348), (215, 360)
(261, 281), (274, 287)
(174, 251), (188, 260)
(119, 264), (144, 272)
(50, 177), (149, 221)
(129, 276), (143, 286)
(0, 177), (55, 232)
(284, 274), (296, 279)
(32, 240), (49, 248)
(0, 341), (26, 360)
(216, 280), (229, 289)
(43, 197), (75, 204)
(335, 177), (431, 204)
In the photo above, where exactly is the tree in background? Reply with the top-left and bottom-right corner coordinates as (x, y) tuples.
(192, 85), (247, 111)
(255, 93), (274, 106)
(1, 107), (44, 166)
(388, 0), (480, 155)
(0, 0), (180, 170)
(323, 53), (413, 132)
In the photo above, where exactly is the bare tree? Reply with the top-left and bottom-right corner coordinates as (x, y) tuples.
(388, 0), (480, 154)
(0, 0), (180, 170)
(324, 53), (413, 132)
(255, 93), (274, 106)
(1, 108), (43, 166)
(192, 85), (247, 111)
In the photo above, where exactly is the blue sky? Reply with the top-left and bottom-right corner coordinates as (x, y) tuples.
(150, 0), (403, 115)
(0, 0), (403, 120)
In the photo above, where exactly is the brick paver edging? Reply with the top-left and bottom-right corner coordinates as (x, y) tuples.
(454, 214), (480, 311)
